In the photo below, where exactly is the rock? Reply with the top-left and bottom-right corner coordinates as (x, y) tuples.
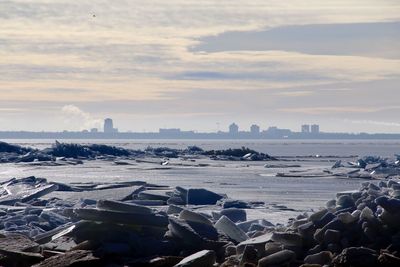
(258, 249), (296, 267)
(127, 256), (183, 267)
(271, 232), (303, 247)
(0, 233), (40, 253)
(309, 209), (328, 224)
(187, 188), (224, 205)
(31, 250), (101, 267)
(174, 250), (215, 267)
(215, 216), (248, 243)
(264, 242), (283, 257)
(337, 212), (357, 224)
(332, 247), (378, 267)
(375, 196), (400, 213)
(225, 245), (236, 256)
(336, 195), (355, 210)
(0, 249), (44, 267)
(378, 252), (400, 267)
(236, 233), (273, 255)
(240, 245), (258, 266)
(304, 251), (333, 265)
(324, 230), (341, 244)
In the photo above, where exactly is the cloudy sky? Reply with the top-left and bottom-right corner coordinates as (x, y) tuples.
(1, 0), (400, 133)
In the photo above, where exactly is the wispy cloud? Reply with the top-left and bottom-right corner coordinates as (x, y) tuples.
(344, 119), (400, 127)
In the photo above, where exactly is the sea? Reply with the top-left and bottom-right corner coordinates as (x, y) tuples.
(1, 139), (399, 223)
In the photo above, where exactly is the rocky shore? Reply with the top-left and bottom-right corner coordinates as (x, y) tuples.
(1, 175), (400, 266)
(0, 141), (277, 165)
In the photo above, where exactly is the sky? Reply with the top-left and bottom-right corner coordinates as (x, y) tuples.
(1, 0), (400, 133)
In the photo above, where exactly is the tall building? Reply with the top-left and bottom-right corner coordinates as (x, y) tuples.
(250, 124), (260, 135)
(229, 123), (239, 134)
(311, 124), (320, 134)
(301, 124), (310, 133)
(104, 118), (118, 133)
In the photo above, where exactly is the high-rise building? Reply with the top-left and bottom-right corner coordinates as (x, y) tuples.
(250, 124), (260, 135)
(311, 124), (320, 134)
(104, 118), (115, 133)
(301, 124), (310, 133)
(229, 123), (239, 134)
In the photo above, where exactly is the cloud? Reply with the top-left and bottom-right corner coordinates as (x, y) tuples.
(278, 105), (400, 115)
(193, 22), (400, 59)
(61, 104), (102, 130)
(344, 119), (400, 127)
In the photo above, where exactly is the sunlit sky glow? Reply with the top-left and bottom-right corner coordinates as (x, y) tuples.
(1, 0), (400, 133)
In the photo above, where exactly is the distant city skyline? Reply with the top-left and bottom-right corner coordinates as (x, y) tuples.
(2, 117), (400, 139)
(1, 1), (399, 133)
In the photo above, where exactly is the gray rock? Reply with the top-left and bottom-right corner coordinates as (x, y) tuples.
(258, 249), (296, 267)
(271, 232), (303, 247)
(304, 251), (333, 265)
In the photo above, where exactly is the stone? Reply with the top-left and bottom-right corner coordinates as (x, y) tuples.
(375, 196), (400, 213)
(264, 242), (283, 257)
(336, 195), (355, 210)
(215, 216), (248, 243)
(187, 188), (224, 205)
(236, 233), (273, 255)
(0, 233), (40, 253)
(271, 232), (303, 247)
(258, 249), (296, 267)
(240, 245), (258, 266)
(324, 230), (341, 244)
(337, 212), (357, 224)
(0, 249), (44, 266)
(304, 251), (333, 265)
(31, 250), (101, 267)
(225, 245), (236, 257)
(332, 247), (378, 267)
(174, 250), (215, 267)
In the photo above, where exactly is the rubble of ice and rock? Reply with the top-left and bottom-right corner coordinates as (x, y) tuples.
(1, 175), (400, 266)
(0, 141), (277, 166)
